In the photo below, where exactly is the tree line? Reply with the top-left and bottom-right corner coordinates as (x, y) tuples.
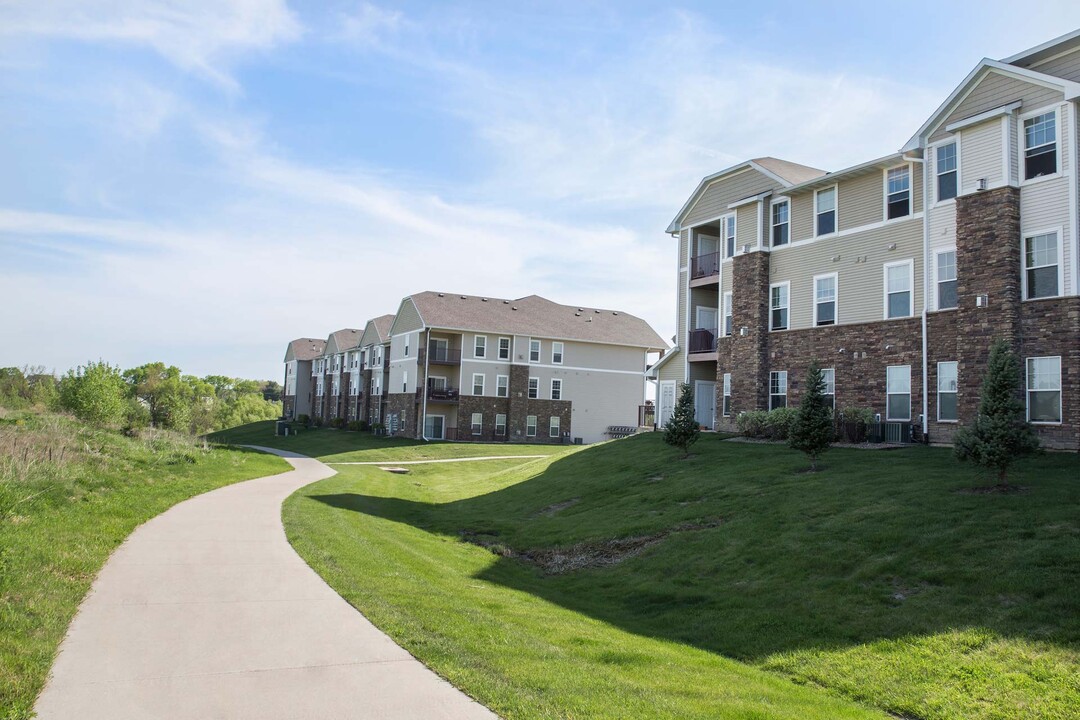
(0, 361), (283, 434)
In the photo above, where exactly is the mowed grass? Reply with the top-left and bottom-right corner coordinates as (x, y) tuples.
(0, 412), (290, 720)
(279, 430), (1080, 720)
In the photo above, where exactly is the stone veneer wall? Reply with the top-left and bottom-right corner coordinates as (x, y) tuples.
(282, 396), (295, 420)
(725, 252), (770, 415)
(385, 393), (419, 437)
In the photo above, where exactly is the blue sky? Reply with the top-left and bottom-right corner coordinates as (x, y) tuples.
(2, 1), (1080, 381)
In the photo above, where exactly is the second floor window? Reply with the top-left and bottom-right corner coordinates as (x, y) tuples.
(496, 375), (509, 397)
(936, 142), (957, 201)
(770, 283), (789, 331)
(472, 373), (485, 396)
(1024, 110), (1057, 180)
(552, 342), (564, 364)
(815, 187), (836, 236)
(528, 377), (539, 399)
(723, 215), (736, 258)
(886, 166), (911, 219)
(937, 250), (957, 309)
(1024, 232), (1059, 299)
(814, 274), (836, 326)
(722, 292), (733, 336)
(529, 339), (541, 363)
(474, 335), (487, 358)
(771, 200), (789, 247)
(551, 378), (562, 400)
(498, 337), (511, 360)
(885, 262), (913, 318)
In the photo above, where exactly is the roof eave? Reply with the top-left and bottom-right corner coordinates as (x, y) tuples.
(667, 159), (797, 234)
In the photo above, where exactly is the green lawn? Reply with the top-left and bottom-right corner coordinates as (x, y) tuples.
(274, 429), (1079, 720)
(0, 412), (290, 720)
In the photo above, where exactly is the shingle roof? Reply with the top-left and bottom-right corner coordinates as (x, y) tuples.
(408, 292), (667, 350)
(327, 328), (362, 353)
(285, 338), (325, 362)
(371, 314), (395, 343)
(751, 157), (828, 185)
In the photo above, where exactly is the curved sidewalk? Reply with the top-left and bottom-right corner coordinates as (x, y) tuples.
(34, 446), (498, 720)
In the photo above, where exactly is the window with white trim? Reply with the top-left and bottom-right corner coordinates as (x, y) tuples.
(552, 342), (564, 364)
(497, 337), (511, 360)
(722, 373), (731, 417)
(549, 416), (560, 438)
(822, 368), (835, 410)
(937, 250), (957, 309)
(814, 274), (837, 326)
(402, 371), (407, 394)
(1024, 231), (1060, 299)
(885, 261), (913, 319)
(471, 412), (483, 435)
(1026, 356), (1061, 423)
(528, 377), (539, 399)
(495, 414), (507, 436)
(404, 337), (409, 358)
(770, 283), (789, 331)
(722, 292), (732, 337)
(771, 200), (789, 247)
(550, 378), (562, 400)
(815, 187), (836, 236)
(723, 214), (736, 258)
(937, 361), (958, 422)
(496, 375), (509, 398)
(886, 365), (911, 421)
(769, 371), (787, 410)
(472, 373), (485, 396)
(526, 415), (537, 437)
(936, 142), (957, 201)
(474, 335), (487, 358)
(885, 166), (911, 219)
(529, 339), (541, 363)
(1023, 110), (1057, 180)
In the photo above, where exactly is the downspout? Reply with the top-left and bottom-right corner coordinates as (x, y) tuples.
(421, 329), (430, 441)
(918, 151), (930, 442)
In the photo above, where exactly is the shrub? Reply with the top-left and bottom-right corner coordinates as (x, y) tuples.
(311, 416), (323, 428)
(663, 383), (700, 457)
(736, 410), (769, 438)
(764, 407), (798, 440)
(296, 413), (310, 426)
(370, 422), (384, 434)
(834, 407), (874, 443)
(58, 361), (126, 426)
(329, 417), (346, 429)
(346, 420), (363, 431)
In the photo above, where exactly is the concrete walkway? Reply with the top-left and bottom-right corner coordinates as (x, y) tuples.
(328, 454), (548, 465)
(34, 447), (498, 720)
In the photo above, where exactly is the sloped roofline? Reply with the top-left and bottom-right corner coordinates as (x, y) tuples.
(387, 296), (425, 337)
(645, 346), (680, 378)
(1001, 28), (1080, 66)
(901, 58), (1080, 152)
(782, 152), (908, 195)
(666, 160), (799, 234)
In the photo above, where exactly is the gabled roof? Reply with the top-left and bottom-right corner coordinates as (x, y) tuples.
(360, 314), (395, 347)
(783, 152), (909, 195)
(284, 338), (325, 363)
(403, 291), (667, 350)
(902, 58), (1080, 152)
(666, 157), (826, 233)
(1002, 28), (1080, 68)
(324, 328), (362, 355)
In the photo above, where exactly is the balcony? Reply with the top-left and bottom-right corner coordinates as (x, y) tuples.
(428, 347), (462, 365)
(421, 386), (460, 403)
(688, 328), (718, 354)
(690, 251), (721, 280)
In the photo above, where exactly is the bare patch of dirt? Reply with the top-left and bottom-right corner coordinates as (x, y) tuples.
(532, 498), (581, 518)
(954, 484), (1029, 495)
(645, 474), (664, 483)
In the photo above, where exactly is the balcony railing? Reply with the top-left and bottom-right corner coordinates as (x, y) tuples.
(422, 386), (460, 402)
(688, 328), (718, 353)
(690, 251), (721, 279)
(428, 347), (462, 365)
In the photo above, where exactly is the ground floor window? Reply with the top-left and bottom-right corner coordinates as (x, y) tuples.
(549, 416), (560, 438)
(937, 362), (958, 421)
(1026, 356), (1062, 423)
(886, 365), (911, 421)
(526, 415), (537, 437)
(722, 373), (731, 417)
(471, 412), (483, 435)
(821, 368), (835, 409)
(769, 371), (787, 409)
(495, 413), (507, 436)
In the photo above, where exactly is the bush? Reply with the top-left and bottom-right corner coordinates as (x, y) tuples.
(311, 416), (324, 428)
(764, 407), (798, 440)
(346, 420), (363, 431)
(834, 407), (874, 443)
(736, 410), (769, 438)
(370, 422), (384, 434)
(58, 361), (126, 426)
(296, 414), (310, 426)
(330, 417), (346, 429)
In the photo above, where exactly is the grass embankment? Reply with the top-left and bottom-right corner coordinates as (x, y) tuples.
(253, 420), (1080, 720)
(0, 411), (289, 720)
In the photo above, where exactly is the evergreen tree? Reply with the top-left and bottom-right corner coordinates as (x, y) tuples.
(954, 340), (1039, 486)
(790, 363), (833, 470)
(664, 382), (701, 457)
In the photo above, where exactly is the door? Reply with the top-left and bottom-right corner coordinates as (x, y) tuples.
(695, 381), (716, 430)
(429, 338), (449, 362)
(659, 381), (676, 428)
(424, 415), (445, 440)
(695, 306), (718, 332)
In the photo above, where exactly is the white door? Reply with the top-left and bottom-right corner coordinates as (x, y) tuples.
(695, 306), (718, 331)
(424, 415), (445, 440)
(697, 234), (720, 256)
(659, 382), (676, 428)
(695, 381), (716, 429)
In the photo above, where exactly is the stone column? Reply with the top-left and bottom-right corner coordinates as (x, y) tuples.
(728, 251), (771, 413)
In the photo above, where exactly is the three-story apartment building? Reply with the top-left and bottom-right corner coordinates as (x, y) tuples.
(652, 30), (1080, 450)
(282, 338), (325, 420)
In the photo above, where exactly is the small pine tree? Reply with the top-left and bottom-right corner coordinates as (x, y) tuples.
(954, 340), (1039, 486)
(789, 363), (833, 471)
(664, 382), (701, 458)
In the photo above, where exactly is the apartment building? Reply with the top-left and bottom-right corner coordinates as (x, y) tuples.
(651, 30), (1080, 450)
(310, 328), (361, 422)
(357, 314), (394, 427)
(282, 338), (325, 420)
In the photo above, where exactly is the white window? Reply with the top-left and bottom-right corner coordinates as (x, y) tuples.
(821, 368), (835, 409)
(1026, 356), (1062, 423)
(552, 342), (564, 364)
(495, 414), (507, 436)
(937, 361), (958, 422)
(474, 335), (487, 358)
(549, 416), (560, 438)
(550, 378), (562, 400)
(886, 365), (911, 421)
(936, 142), (958, 202)
(885, 165), (911, 220)
(1023, 231), (1060, 299)
(722, 292), (733, 337)
(404, 337), (409, 358)
(884, 261), (913, 319)
(402, 370), (407, 394)
(496, 375), (509, 398)
(771, 199), (789, 247)
(370, 377), (377, 395)
(471, 412), (483, 435)
(528, 377), (539, 399)
(498, 337), (511, 360)
(769, 371), (787, 410)
(770, 283), (789, 331)
(937, 250), (957, 310)
(526, 415), (537, 437)
(471, 373), (484, 396)
(428, 376), (447, 391)
(1023, 109), (1058, 180)
(529, 339), (541, 363)
(723, 214), (736, 258)
(815, 186), (836, 236)
(814, 274), (837, 326)
(722, 373), (731, 417)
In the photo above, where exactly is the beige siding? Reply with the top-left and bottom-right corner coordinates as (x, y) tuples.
(565, 370), (645, 443)
(959, 119), (1005, 192)
(790, 191), (815, 241)
(721, 262), (733, 299)
(838, 172), (882, 230)
(657, 350), (684, 383)
(769, 218), (924, 329)
(1019, 105), (1073, 294)
(931, 73), (1063, 143)
(677, 268), (688, 349)
(391, 298), (424, 335)
(1009, 113), (1020, 185)
(683, 169), (779, 226)
(679, 229), (688, 265)
(735, 203), (758, 250)
(1034, 47), (1080, 82)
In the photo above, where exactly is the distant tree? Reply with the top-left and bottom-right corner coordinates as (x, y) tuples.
(262, 380), (283, 402)
(664, 382), (701, 458)
(215, 393), (282, 431)
(59, 361), (126, 425)
(124, 363), (192, 430)
(789, 363), (833, 471)
(183, 375), (219, 435)
(0, 367), (29, 408)
(954, 340), (1040, 486)
(25, 367), (59, 410)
